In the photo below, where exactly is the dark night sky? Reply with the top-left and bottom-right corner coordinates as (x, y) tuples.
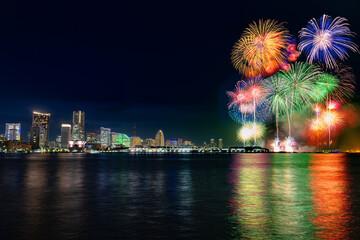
(0, 0), (359, 145)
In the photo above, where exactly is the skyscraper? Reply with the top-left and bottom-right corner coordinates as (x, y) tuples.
(155, 130), (165, 147)
(61, 124), (71, 148)
(219, 139), (223, 149)
(100, 127), (111, 149)
(72, 111), (85, 141)
(5, 123), (21, 141)
(210, 139), (216, 148)
(31, 112), (50, 148)
(111, 132), (120, 147)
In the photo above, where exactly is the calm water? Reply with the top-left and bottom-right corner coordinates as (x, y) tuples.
(0, 153), (360, 239)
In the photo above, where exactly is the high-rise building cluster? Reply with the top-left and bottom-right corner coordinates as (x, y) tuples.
(1, 111), (219, 152)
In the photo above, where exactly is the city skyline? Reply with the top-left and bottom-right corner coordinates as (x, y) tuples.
(1, 109), (224, 147)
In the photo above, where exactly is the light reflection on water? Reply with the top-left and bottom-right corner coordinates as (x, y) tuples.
(0, 153), (359, 239)
(228, 153), (358, 239)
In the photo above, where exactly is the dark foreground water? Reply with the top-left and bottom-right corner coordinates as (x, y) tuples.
(0, 153), (360, 239)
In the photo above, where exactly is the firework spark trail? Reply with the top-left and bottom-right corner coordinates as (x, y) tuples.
(262, 74), (287, 140)
(299, 14), (358, 69)
(227, 78), (269, 126)
(277, 62), (321, 137)
(317, 63), (356, 103)
(313, 73), (339, 104)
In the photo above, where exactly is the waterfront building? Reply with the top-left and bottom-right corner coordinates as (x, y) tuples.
(142, 138), (155, 147)
(155, 130), (165, 147)
(100, 127), (111, 149)
(29, 126), (40, 149)
(72, 111), (85, 141)
(177, 138), (183, 147)
(165, 139), (170, 147)
(210, 139), (216, 148)
(31, 112), (50, 148)
(130, 136), (142, 147)
(184, 140), (192, 146)
(170, 140), (178, 147)
(5, 123), (21, 141)
(219, 139), (223, 149)
(115, 134), (130, 148)
(61, 124), (71, 148)
(111, 132), (121, 147)
(86, 132), (100, 144)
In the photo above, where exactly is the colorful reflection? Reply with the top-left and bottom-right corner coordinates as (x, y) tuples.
(310, 153), (351, 239)
(269, 154), (314, 238)
(228, 153), (315, 238)
(228, 154), (271, 238)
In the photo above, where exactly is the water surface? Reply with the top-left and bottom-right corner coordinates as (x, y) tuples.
(0, 153), (359, 239)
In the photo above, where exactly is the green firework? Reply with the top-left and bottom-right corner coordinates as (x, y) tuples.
(279, 62), (322, 112)
(313, 73), (339, 103)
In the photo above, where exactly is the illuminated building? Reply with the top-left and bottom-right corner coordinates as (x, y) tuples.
(210, 139), (216, 147)
(110, 132), (121, 147)
(219, 139), (223, 149)
(5, 123), (21, 141)
(184, 140), (192, 146)
(29, 126), (40, 148)
(170, 140), (178, 147)
(61, 124), (71, 148)
(178, 138), (183, 147)
(31, 112), (50, 148)
(130, 136), (142, 147)
(165, 139), (170, 147)
(155, 130), (165, 147)
(100, 127), (111, 149)
(142, 138), (155, 147)
(69, 140), (86, 149)
(72, 111), (85, 141)
(86, 132), (100, 144)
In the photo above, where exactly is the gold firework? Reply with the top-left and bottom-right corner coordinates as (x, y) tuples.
(231, 19), (290, 78)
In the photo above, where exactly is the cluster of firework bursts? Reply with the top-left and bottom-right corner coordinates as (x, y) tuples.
(227, 14), (358, 152)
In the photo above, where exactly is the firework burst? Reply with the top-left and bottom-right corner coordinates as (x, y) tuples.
(318, 63), (356, 103)
(278, 62), (322, 137)
(227, 78), (269, 124)
(298, 14), (358, 69)
(231, 19), (289, 77)
(237, 122), (266, 145)
(312, 73), (339, 103)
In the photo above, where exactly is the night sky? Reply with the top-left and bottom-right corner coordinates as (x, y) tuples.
(0, 0), (359, 145)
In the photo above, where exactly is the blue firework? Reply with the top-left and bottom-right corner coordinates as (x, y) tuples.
(298, 14), (358, 69)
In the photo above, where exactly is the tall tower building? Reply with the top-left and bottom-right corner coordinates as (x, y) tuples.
(218, 139), (223, 149)
(210, 139), (216, 148)
(100, 127), (111, 149)
(61, 124), (71, 148)
(5, 123), (21, 141)
(155, 130), (165, 147)
(72, 111), (85, 141)
(31, 112), (50, 148)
